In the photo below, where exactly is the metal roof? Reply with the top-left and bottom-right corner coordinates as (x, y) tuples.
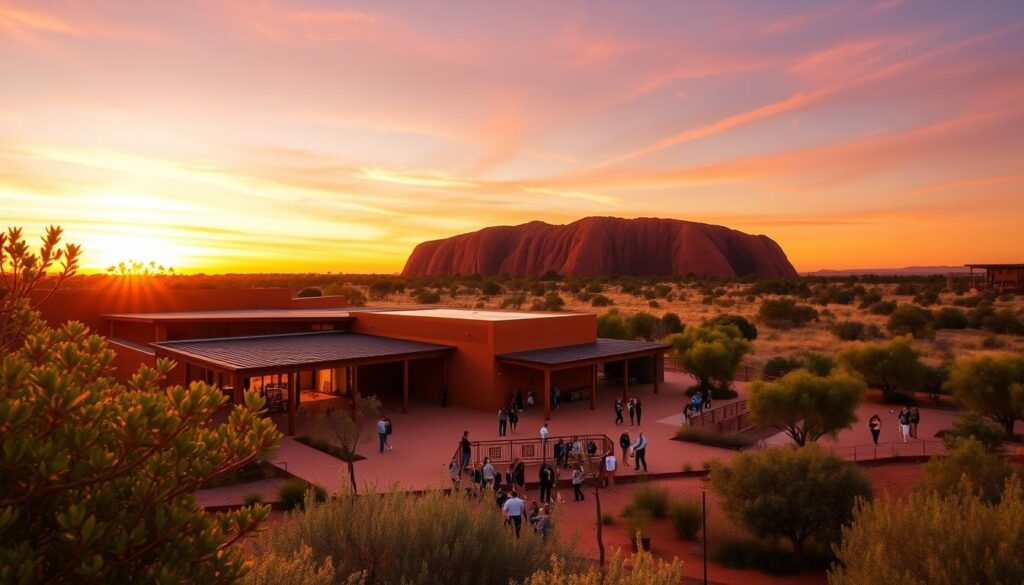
(153, 331), (453, 372)
(497, 338), (670, 367)
(965, 264), (1024, 269)
(372, 308), (581, 321)
(103, 309), (358, 323)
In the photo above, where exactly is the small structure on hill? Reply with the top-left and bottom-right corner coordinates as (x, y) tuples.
(967, 264), (1024, 293)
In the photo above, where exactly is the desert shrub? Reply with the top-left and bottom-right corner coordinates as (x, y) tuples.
(867, 300), (897, 315)
(597, 310), (630, 339)
(632, 485), (670, 518)
(673, 426), (756, 449)
(500, 293), (527, 309)
(712, 533), (831, 575)
(749, 369), (866, 446)
(945, 353), (1024, 435)
(710, 445), (872, 559)
(886, 304), (934, 338)
(757, 298), (818, 329)
(942, 412), (1006, 452)
(981, 308), (1024, 335)
(803, 351), (837, 377)
(706, 313), (758, 340)
(481, 280), (503, 296)
(921, 362), (950, 396)
(747, 278), (811, 297)
(253, 488), (573, 585)
(297, 287), (323, 298)
(415, 290), (441, 304)
(278, 479), (311, 511)
(518, 551), (684, 585)
(244, 492), (265, 506)
(661, 312), (684, 334)
(830, 320), (882, 341)
(590, 294), (613, 307)
(934, 307), (968, 329)
(921, 437), (1013, 504)
(665, 324), (750, 392)
(585, 282), (604, 294)
(669, 499), (702, 540)
(839, 336), (925, 402)
(967, 300), (995, 328)
(627, 311), (661, 341)
(539, 292), (565, 311)
(830, 480), (1024, 585)
(763, 356), (802, 379)
(892, 282), (919, 296)
(912, 289), (940, 306)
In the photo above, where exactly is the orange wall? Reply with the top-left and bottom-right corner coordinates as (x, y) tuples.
(492, 314), (595, 353)
(107, 340), (158, 382)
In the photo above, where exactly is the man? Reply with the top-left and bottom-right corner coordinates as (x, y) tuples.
(502, 490), (527, 538)
(460, 430), (472, 472)
(377, 416), (388, 453)
(627, 399), (636, 425)
(538, 462), (555, 504)
(498, 407), (508, 437)
(632, 431), (648, 472)
(619, 431), (631, 468)
(482, 457), (496, 489)
(603, 451), (617, 489)
(614, 399), (624, 425)
(896, 407), (912, 443)
(540, 422), (550, 451)
(634, 398), (643, 425)
(553, 437), (566, 469)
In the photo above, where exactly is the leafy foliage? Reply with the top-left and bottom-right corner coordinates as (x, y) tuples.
(941, 411), (1007, 452)
(517, 550), (682, 585)
(706, 314), (758, 340)
(838, 336), (925, 401)
(945, 353), (1024, 436)
(668, 499), (702, 540)
(921, 438), (1014, 504)
(749, 369), (866, 446)
(665, 324), (750, 392)
(631, 485), (670, 518)
(757, 298), (819, 329)
(886, 304), (934, 339)
(829, 320), (883, 341)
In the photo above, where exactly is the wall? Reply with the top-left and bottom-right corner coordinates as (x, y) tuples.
(107, 340), (158, 382)
(491, 314), (595, 353)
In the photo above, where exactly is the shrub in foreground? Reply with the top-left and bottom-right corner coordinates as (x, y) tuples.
(757, 298), (819, 328)
(632, 485), (670, 518)
(921, 437), (1013, 504)
(712, 532), (831, 575)
(668, 499), (702, 540)
(519, 550), (683, 585)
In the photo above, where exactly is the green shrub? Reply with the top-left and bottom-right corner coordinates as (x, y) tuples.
(661, 312), (684, 334)
(244, 492), (264, 506)
(868, 300), (897, 315)
(673, 426), (756, 449)
(757, 298), (819, 329)
(278, 479), (309, 511)
(886, 304), (934, 338)
(934, 307), (968, 329)
(668, 499), (702, 539)
(415, 290), (442, 304)
(632, 485), (670, 518)
(830, 320), (882, 341)
(981, 309), (1024, 335)
(590, 294), (613, 307)
(941, 412), (1006, 452)
(707, 314), (758, 340)
(600, 512), (615, 525)
(763, 356), (803, 379)
(296, 287), (322, 298)
(921, 437), (1012, 504)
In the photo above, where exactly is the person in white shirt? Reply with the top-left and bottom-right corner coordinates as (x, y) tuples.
(571, 465), (585, 501)
(482, 457), (496, 488)
(631, 432), (648, 472)
(540, 423), (550, 454)
(603, 451), (617, 489)
(376, 417), (388, 453)
(502, 490), (526, 538)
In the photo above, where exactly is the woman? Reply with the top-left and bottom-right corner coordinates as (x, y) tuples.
(571, 465), (585, 501)
(619, 431), (631, 468)
(508, 407), (519, 433)
(513, 458), (526, 492)
(868, 414), (882, 445)
(627, 399), (636, 425)
(910, 407), (921, 439)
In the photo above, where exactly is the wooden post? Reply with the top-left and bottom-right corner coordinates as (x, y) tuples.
(543, 368), (552, 421)
(590, 364), (597, 410)
(402, 359), (409, 414)
(231, 373), (243, 404)
(653, 354), (661, 394)
(287, 372), (296, 437)
(622, 359), (629, 401)
(351, 366), (360, 411)
(184, 363), (191, 386)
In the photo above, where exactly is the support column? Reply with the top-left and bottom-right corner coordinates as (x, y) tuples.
(543, 368), (552, 420)
(590, 364), (597, 410)
(231, 373), (243, 404)
(287, 372), (296, 437)
(351, 366), (360, 411)
(402, 359), (409, 414)
(653, 354), (662, 394)
(184, 363), (192, 386)
(622, 359), (629, 401)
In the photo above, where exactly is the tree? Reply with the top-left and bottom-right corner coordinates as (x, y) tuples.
(748, 370), (866, 446)
(665, 324), (751, 392)
(596, 311), (630, 339)
(885, 304), (934, 338)
(921, 437), (1014, 504)
(317, 396), (381, 494)
(830, 480), (1024, 585)
(660, 312), (683, 334)
(838, 336), (925, 402)
(707, 313), (757, 340)
(0, 226), (81, 352)
(710, 445), (872, 559)
(626, 312), (660, 341)
(756, 298), (818, 329)
(941, 411), (1006, 453)
(0, 316), (281, 584)
(945, 353), (1024, 436)
(297, 287), (323, 298)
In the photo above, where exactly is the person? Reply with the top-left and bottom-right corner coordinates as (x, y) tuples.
(539, 462), (555, 504)
(869, 414), (882, 445)
(493, 466), (503, 492)
(553, 385), (561, 409)
(495, 487), (509, 512)
(553, 438), (566, 469)
(634, 398), (643, 425)
(516, 389), (525, 411)
(587, 439), (598, 457)
(384, 416), (393, 451)
(632, 431), (648, 472)
(534, 505), (553, 539)
(482, 457), (496, 489)
(527, 390), (535, 407)
(895, 407), (911, 443)
(460, 430), (472, 472)
(702, 388), (712, 412)
(571, 465), (585, 501)
(508, 407), (519, 433)
(603, 450), (617, 489)
(910, 407), (921, 439)
(498, 407), (508, 437)
(614, 399), (624, 425)
(448, 458), (461, 491)
(513, 457), (526, 492)
(376, 416), (388, 453)
(570, 436), (582, 458)
(627, 398), (636, 425)
(527, 501), (541, 528)
(470, 462), (483, 495)
(502, 490), (526, 538)
(619, 431), (631, 468)
(540, 422), (550, 450)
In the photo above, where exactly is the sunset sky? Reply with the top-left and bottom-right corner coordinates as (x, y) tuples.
(2, 0), (1023, 273)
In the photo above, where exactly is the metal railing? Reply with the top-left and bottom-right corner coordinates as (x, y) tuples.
(687, 399), (753, 434)
(453, 434), (615, 467)
(756, 439), (946, 462)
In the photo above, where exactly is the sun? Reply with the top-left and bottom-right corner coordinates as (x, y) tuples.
(87, 233), (185, 273)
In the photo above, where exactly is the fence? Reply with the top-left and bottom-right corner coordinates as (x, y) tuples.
(662, 357), (768, 383)
(756, 439), (946, 462)
(453, 434), (615, 468)
(688, 400), (753, 434)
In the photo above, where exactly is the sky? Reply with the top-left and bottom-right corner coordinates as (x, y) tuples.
(2, 0), (1023, 274)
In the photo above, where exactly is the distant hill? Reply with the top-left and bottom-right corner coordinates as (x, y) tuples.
(804, 266), (971, 277)
(401, 216), (798, 278)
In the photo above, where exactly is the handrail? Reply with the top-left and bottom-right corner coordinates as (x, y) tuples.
(756, 439), (946, 462)
(688, 399), (753, 433)
(451, 434), (616, 468)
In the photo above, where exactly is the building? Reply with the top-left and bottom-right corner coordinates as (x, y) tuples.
(966, 264), (1024, 294)
(34, 285), (668, 435)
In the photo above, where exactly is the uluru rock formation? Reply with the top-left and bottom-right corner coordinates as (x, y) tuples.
(402, 217), (798, 278)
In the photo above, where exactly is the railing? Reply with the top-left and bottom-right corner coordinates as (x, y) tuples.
(453, 434), (616, 468)
(688, 400), (753, 433)
(756, 439), (946, 462)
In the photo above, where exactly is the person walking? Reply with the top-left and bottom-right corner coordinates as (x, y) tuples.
(540, 422), (550, 452)
(527, 390), (535, 408)
(634, 398), (643, 425)
(539, 462), (555, 504)
(448, 458), (461, 491)
(627, 398), (636, 425)
(508, 408), (519, 433)
(383, 416), (394, 451)
(460, 430), (472, 472)
(619, 431), (631, 468)
(614, 400), (624, 425)
(553, 438), (566, 469)
(571, 465), (585, 501)
(895, 407), (911, 443)
(513, 457), (526, 493)
(498, 408), (508, 437)
(632, 432), (648, 472)
(869, 415), (882, 445)
(603, 451), (617, 489)
(502, 490), (526, 538)
(482, 457), (496, 489)
(377, 416), (388, 453)
(910, 407), (921, 439)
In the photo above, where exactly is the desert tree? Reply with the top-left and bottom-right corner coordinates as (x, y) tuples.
(945, 353), (1024, 436)
(838, 335), (925, 402)
(665, 323), (751, 394)
(317, 395), (381, 494)
(748, 369), (866, 446)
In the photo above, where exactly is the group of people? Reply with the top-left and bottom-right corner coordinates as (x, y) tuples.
(613, 397), (643, 425)
(869, 407), (922, 444)
(376, 416), (394, 453)
(682, 388), (713, 422)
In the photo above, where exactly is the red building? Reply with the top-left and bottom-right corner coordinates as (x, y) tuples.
(967, 264), (1024, 294)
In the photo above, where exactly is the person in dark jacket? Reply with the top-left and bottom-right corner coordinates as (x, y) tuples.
(614, 400), (624, 425)
(634, 398), (643, 425)
(538, 462), (555, 504)
(619, 431), (631, 468)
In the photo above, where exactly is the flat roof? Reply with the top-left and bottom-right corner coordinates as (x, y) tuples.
(966, 264), (1024, 269)
(103, 309), (358, 323)
(153, 331), (453, 373)
(369, 308), (580, 321)
(498, 338), (670, 368)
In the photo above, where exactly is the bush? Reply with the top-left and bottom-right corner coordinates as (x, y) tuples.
(244, 492), (265, 506)
(763, 356), (802, 379)
(540, 292), (565, 311)
(757, 299), (818, 329)
(500, 293), (527, 309)
(669, 499), (702, 540)
(803, 351), (837, 377)
(707, 314), (758, 340)
(830, 320), (882, 341)
(661, 312), (684, 334)
(886, 304), (934, 338)
(596, 310), (630, 339)
(590, 294), (613, 307)
(296, 287), (322, 298)
(934, 307), (968, 329)
(278, 479), (310, 511)
(941, 412), (1006, 452)
(632, 485), (670, 518)
(981, 309), (1024, 335)
(868, 300), (898, 315)
(415, 290), (442, 304)
(673, 426), (756, 449)
(481, 281), (503, 296)
(519, 550), (684, 585)
(921, 438), (1013, 504)
(712, 533), (831, 575)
